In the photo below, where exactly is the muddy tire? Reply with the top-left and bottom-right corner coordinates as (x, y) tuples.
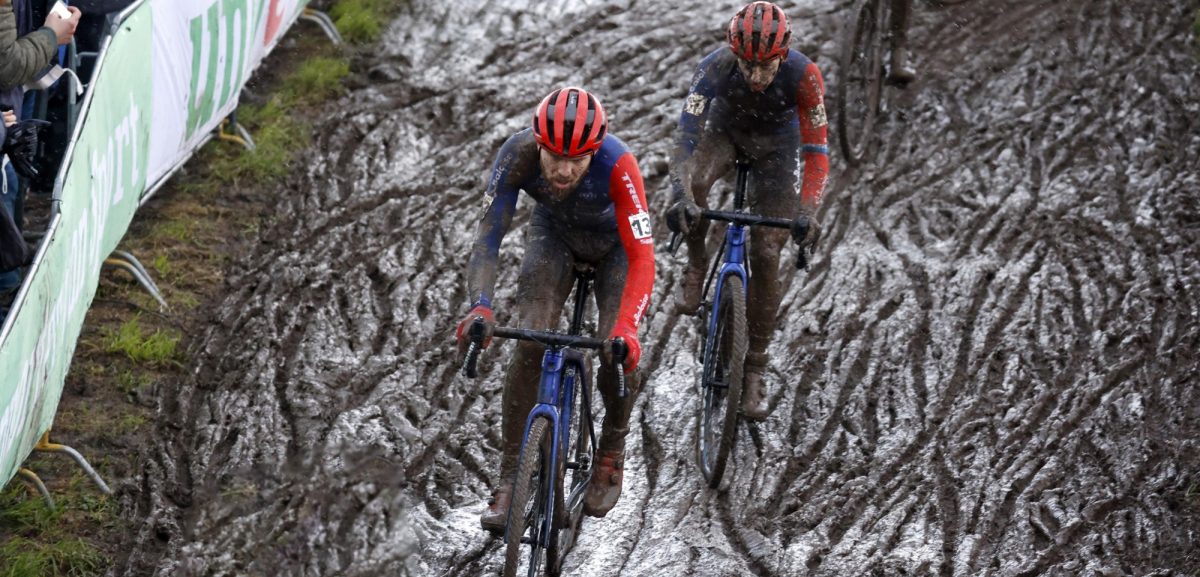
(836, 0), (887, 166)
(546, 361), (594, 576)
(504, 416), (553, 577)
(696, 274), (747, 489)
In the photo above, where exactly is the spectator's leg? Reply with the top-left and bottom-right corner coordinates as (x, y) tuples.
(0, 162), (22, 294)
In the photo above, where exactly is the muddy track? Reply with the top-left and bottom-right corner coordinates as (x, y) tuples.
(118, 1), (1199, 575)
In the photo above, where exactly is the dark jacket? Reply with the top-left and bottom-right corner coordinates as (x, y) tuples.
(0, 2), (56, 90)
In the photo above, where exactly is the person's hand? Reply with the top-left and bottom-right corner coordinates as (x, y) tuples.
(2, 111), (15, 128)
(665, 199), (701, 235)
(45, 6), (81, 45)
(603, 326), (641, 374)
(791, 208), (821, 252)
(455, 305), (495, 358)
(3, 119), (50, 179)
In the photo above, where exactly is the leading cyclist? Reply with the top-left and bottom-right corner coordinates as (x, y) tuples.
(455, 87), (655, 531)
(666, 1), (828, 420)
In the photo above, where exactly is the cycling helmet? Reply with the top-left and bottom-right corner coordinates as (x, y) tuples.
(728, 2), (791, 62)
(532, 87), (607, 157)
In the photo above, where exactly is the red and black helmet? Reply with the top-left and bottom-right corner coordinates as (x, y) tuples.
(532, 87), (607, 158)
(727, 1), (791, 62)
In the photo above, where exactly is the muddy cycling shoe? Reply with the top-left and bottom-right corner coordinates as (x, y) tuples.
(741, 351), (771, 421)
(673, 263), (706, 315)
(887, 47), (916, 86)
(480, 485), (513, 534)
(583, 450), (624, 518)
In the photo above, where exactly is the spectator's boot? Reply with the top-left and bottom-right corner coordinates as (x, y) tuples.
(480, 455), (518, 534)
(741, 351), (771, 420)
(887, 46), (916, 86)
(583, 449), (624, 518)
(673, 260), (706, 315)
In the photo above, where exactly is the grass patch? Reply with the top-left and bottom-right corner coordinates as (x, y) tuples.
(208, 99), (308, 186)
(152, 254), (172, 279)
(282, 57), (350, 105)
(0, 485), (109, 577)
(115, 370), (154, 398)
(330, 0), (395, 44)
(153, 220), (193, 243)
(0, 536), (107, 577)
(104, 317), (180, 365)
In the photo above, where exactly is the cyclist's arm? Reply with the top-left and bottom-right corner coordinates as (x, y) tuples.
(796, 61), (830, 210)
(466, 137), (523, 309)
(669, 55), (721, 203)
(608, 152), (655, 334)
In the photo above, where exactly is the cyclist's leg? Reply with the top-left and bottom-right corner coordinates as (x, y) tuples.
(482, 219), (576, 531)
(583, 244), (639, 516)
(742, 134), (802, 420)
(888, 0), (916, 84)
(674, 126), (735, 312)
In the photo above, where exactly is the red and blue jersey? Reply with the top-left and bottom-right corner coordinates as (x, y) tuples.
(673, 47), (829, 207)
(467, 129), (655, 336)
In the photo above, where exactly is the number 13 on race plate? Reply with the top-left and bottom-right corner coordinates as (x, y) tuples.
(628, 212), (652, 240)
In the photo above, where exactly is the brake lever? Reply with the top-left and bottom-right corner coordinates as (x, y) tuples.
(792, 216), (810, 271)
(611, 338), (628, 398)
(462, 317), (487, 378)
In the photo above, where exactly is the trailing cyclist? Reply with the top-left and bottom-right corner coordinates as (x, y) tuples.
(666, 1), (828, 421)
(455, 87), (655, 531)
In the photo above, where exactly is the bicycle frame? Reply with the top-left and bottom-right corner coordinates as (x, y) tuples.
(703, 162), (752, 375)
(511, 271), (598, 548)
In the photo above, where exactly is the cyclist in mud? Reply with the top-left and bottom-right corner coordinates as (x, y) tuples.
(455, 87), (655, 531)
(666, 1), (828, 420)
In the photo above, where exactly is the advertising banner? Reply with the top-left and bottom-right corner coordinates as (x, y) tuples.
(0, 0), (310, 486)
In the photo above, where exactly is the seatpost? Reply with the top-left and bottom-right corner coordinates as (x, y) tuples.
(569, 268), (593, 336)
(733, 159), (750, 211)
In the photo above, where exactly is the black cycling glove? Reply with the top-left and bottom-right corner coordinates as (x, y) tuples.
(4, 119), (50, 179)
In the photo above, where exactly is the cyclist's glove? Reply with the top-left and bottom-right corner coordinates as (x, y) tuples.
(3, 119), (50, 179)
(455, 304), (495, 357)
(665, 199), (701, 235)
(604, 325), (641, 374)
(791, 210), (821, 252)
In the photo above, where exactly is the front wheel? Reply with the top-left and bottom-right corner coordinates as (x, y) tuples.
(696, 274), (747, 489)
(504, 417), (553, 577)
(547, 361), (594, 576)
(836, 0), (888, 166)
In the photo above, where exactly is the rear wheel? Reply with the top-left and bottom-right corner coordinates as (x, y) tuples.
(504, 417), (553, 577)
(696, 275), (747, 489)
(836, 0), (887, 166)
(547, 362), (594, 576)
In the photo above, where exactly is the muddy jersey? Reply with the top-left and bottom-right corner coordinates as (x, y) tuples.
(673, 47), (829, 206)
(467, 128), (655, 336)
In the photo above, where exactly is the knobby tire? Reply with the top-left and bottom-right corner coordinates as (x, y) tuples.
(547, 363), (593, 576)
(836, 0), (887, 166)
(697, 275), (747, 489)
(504, 417), (553, 577)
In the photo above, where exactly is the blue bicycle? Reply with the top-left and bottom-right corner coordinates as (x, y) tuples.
(462, 265), (627, 577)
(670, 158), (808, 488)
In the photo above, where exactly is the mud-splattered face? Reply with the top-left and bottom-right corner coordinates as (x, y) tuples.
(539, 146), (592, 199)
(737, 56), (782, 92)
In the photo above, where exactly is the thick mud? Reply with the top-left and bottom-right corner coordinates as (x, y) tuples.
(119, 1), (1199, 576)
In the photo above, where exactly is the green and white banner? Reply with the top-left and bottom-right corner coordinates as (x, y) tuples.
(0, 0), (309, 486)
